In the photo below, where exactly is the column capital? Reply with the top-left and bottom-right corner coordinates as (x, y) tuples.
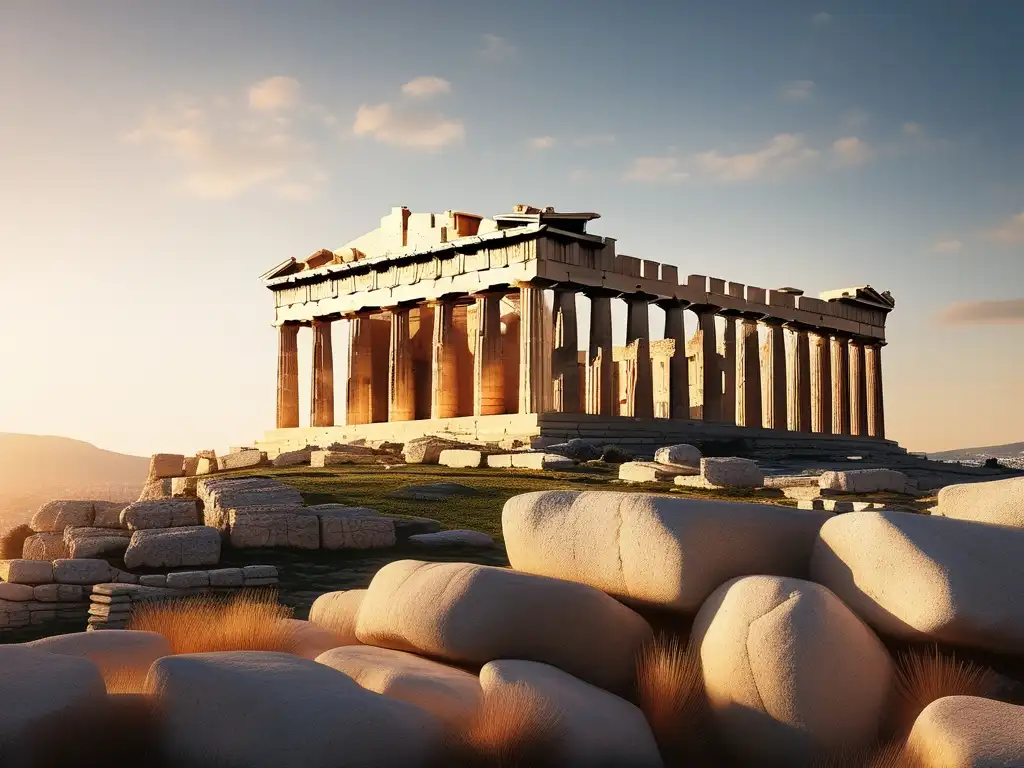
(468, 287), (511, 299)
(580, 286), (620, 300)
(511, 278), (556, 290)
(759, 315), (787, 327)
(655, 297), (691, 310)
(690, 302), (722, 314)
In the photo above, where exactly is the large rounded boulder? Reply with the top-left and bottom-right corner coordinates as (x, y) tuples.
(933, 476), (1024, 528)
(906, 696), (1024, 767)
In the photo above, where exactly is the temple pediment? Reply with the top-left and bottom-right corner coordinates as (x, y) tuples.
(818, 285), (895, 312)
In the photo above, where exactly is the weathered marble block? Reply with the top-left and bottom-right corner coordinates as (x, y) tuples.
(22, 532), (69, 560)
(150, 453), (186, 479)
(122, 499), (200, 530)
(653, 444), (702, 468)
(229, 511), (320, 549)
(0, 559), (54, 584)
(195, 457), (217, 475)
(217, 450), (268, 471)
(675, 457), (763, 489)
(321, 517), (395, 550)
(618, 461), (696, 483)
(53, 559), (113, 585)
(818, 469), (908, 494)
(124, 526), (222, 569)
(438, 449), (484, 468)
(30, 500), (95, 532)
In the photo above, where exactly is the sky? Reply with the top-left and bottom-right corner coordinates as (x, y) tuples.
(1, 0), (1022, 457)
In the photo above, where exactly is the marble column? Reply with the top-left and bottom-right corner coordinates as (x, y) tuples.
(866, 342), (885, 439)
(518, 282), (549, 415)
(387, 307), (414, 422)
(810, 331), (833, 434)
(721, 316), (737, 424)
(830, 334), (851, 435)
(786, 326), (812, 433)
(310, 319), (335, 427)
(275, 324), (299, 429)
(346, 314), (374, 426)
(761, 319), (787, 430)
(473, 292), (505, 416)
(662, 302), (689, 420)
(551, 288), (581, 413)
(849, 339), (869, 436)
(430, 299), (459, 419)
(692, 307), (721, 421)
(586, 293), (614, 416)
(624, 296), (654, 418)
(735, 317), (762, 428)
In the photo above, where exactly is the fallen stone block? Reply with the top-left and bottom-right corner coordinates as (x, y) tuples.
(122, 499), (200, 530)
(782, 485), (839, 501)
(92, 501), (128, 528)
(209, 568), (244, 587)
(53, 558), (113, 585)
(409, 530), (494, 548)
(304, 504), (379, 519)
(653, 443), (702, 468)
(762, 475), (820, 489)
(21, 532), (69, 560)
(308, 590), (365, 645)
(512, 452), (575, 470)
(149, 453), (186, 479)
(933, 476), (1024, 528)
(321, 517), (395, 550)
(139, 574), (167, 587)
(503, 491), (832, 613)
(811, 511), (1024, 654)
(182, 456), (200, 476)
(438, 449), (484, 468)
(403, 436), (471, 464)
(906, 696), (1024, 767)
(0, 582), (34, 601)
(137, 478), (173, 501)
(124, 526), (221, 569)
(544, 438), (602, 462)
(702, 457), (763, 488)
(217, 450), (268, 471)
(195, 457), (217, 475)
(30, 500), (95, 532)
(166, 571), (211, 589)
(241, 565), (278, 579)
(618, 461), (696, 483)
(272, 448), (314, 467)
(0, 559), (54, 584)
(171, 476), (200, 497)
(818, 468), (908, 494)
(229, 511), (319, 549)
(69, 535), (130, 559)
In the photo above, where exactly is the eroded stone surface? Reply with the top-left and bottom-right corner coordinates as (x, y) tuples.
(30, 500), (95, 532)
(0, 559), (54, 584)
(229, 511), (319, 549)
(122, 499), (200, 530)
(22, 532), (68, 560)
(321, 517), (395, 550)
(124, 527), (221, 569)
(217, 450), (268, 471)
(818, 469), (908, 494)
(653, 444), (702, 468)
(618, 461), (696, 483)
(438, 449), (484, 468)
(149, 453), (185, 479)
(408, 530), (494, 548)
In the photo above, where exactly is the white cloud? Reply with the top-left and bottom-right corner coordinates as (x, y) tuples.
(932, 238), (964, 254)
(248, 76), (302, 111)
(695, 133), (819, 182)
(624, 155), (689, 183)
(353, 102), (464, 150)
(400, 76), (452, 99)
(903, 122), (925, 139)
(812, 11), (832, 25)
(985, 212), (1024, 245)
(574, 134), (617, 147)
(528, 136), (557, 149)
(831, 136), (873, 166)
(781, 80), (815, 102)
(479, 33), (516, 61)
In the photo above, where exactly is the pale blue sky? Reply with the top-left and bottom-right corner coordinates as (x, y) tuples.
(1, 0), (1021, 455)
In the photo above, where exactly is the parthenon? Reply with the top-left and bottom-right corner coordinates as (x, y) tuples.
(258, 205), (897, 454)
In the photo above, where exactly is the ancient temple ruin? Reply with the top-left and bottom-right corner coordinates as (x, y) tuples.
(257, 205), (899, 455)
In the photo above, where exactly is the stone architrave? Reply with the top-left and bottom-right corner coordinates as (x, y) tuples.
(310, 319), (334, 428)
(761, 319), (787, 430)
(810, 331), (833, 434)
(276, 324), (300, 429)
(623, 296), (653, 419)
(692, 307), (721, 421)
(551, 288), (580, 413)
(720, 315), (737, 424)
(831, 334), (851, 435)
(586, 293), (614, 416)
(387, 307), (415, 422)
(430, 299), (459, 419)
(865, 343), (885, 438)
(517, 282), (550, 415)
(786, 326), (812, 433)
(346, 314), (374, 426)
(735, 317), (762, 428)
(661, 301), (689, 420)
(849, 339), (869, 436)
(473, 292), (505, 416)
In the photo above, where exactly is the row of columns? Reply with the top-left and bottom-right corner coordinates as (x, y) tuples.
(276, 282), (886, 439)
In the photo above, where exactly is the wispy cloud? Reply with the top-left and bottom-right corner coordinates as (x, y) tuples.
(840, 109), (869, 131)
(248, 76), (302, 112)
(939, 299), (1024, 325)
(695, 133), (820, 182)
(528, 136), (557, 149)
(812, 11), (832, 26)
(781, 80), (815, 102)
(831, 136), (873, 166)
(479, 33), (516, 61)
(400, 76), (452, 99)
(985, 212), (1024, 245)
(624, 155), (689, 183)
(932, 238), (964, 254)
(568, 168), (591, 183)
(574, 134), (617, 147)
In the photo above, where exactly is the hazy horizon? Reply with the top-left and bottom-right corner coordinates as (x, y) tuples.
(2, 0), (1022, 456)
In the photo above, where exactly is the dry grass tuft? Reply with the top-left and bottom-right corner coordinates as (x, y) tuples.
(126, 588), (299, 656)
(0, 523), (34, 559)
(635, 632), (711, 762)
(102, 664), (151, 695)
(891, 646), (999, 735)
(430, 683), (567, 768)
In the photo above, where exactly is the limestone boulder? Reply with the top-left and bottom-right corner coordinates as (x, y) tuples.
(681, 457), (764, 489)
(228, 511), (319, 549)
(653, 443), (702, 468)
(544, 438), (602, 462)
(308, 589), (365, 645)
(53, 558), (112, 584)
(91, 501), (128, 528)
(318, 645), (482, 723)
(272, 448), (314, 467)
(30, 500), (94, 532)
(199, 479), (303, 529)
(123, 526), (221, 569)
(0, 645), (107, 757)
(217, 449), (268, 471)
(122, 499), (200, 530)
(906, 696), (1024, 767)
(147, 651), (441, 768)
(149, 453), (185, 479)
(279, 618), (345, 659)
(25, 630), (170, 689)
(0, 559), (54, 584)
(21, 532), (68, 560)
(933, 476), (1024, 528)
(810, 511), (1024, 654)
(182, 456), (200, 476)
(691, 575), (894, 765)
(480, 659), (662, 768)
(356, 560), (652, 693)
(68, 535), (130, 559)
(818, 468), (908, 494)
(402, 436), (470, 464)
(320, 516), (394, 550)
(618, 461), (696, 483)
(195, 457), (217, 475)
(438, 449), (484, 468)
(170, 476), (200, 497)
(408, 530), (494, 548)
(503, 491), (831, 613)
(137, 478), (173, 501)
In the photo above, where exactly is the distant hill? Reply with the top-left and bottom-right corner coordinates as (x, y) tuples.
(929, 441), (1024, 470)
(0, 433), (149, 526)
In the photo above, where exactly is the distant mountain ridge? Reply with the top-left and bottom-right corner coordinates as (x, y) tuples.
(928, 441), (1024, 460)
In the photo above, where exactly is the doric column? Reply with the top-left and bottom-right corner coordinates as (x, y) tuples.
(473, 291), (505, 416)
(429, 299), (459, 420)
(623, 295), (654, 418)
(309, 319), (335, 427)
(760, 319), (787, 429)
(866, 342), (885, 439)
(849, 339), (869, 436)
(551, 288), (580, 413)
(518, 282), (549, 415)
(387, 306), (414, 422)
(692, 306), (721, 421)
(346, 313), (374, 426)
(586, 292), (614, 416)
(830, 334), (851, 435)
(810, 330), (833, 434)
(661, 301), (690, 420)
(786, 325), (812, 433)
(275, 324), (300, 429)
(735, 317), (762, 428)
(721, 315), (737, 424)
